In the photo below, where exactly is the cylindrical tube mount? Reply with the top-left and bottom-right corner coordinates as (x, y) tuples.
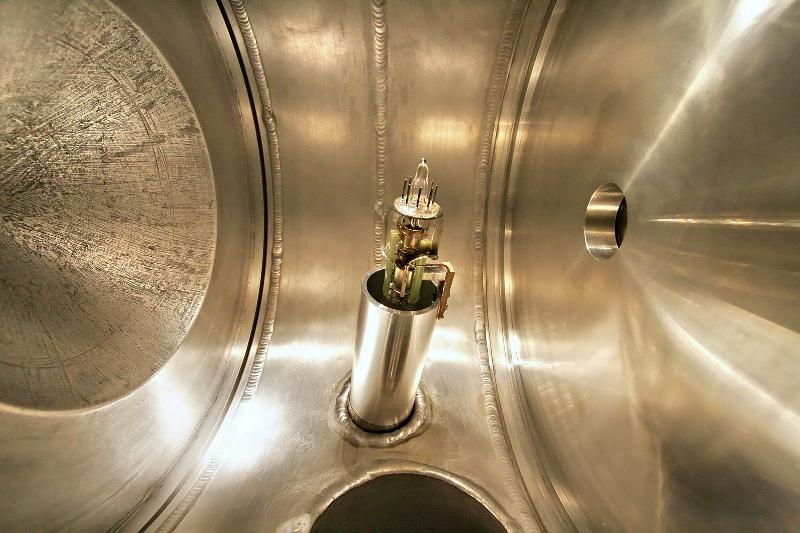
(349, 267), (438, 431)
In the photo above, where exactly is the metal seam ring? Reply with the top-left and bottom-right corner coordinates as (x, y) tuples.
(332, 375), (431, 448)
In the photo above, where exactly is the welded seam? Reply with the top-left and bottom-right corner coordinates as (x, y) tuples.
(472, 0), (541, 530)
(371, 0), (389, 266)
(332, 376), (431, 448)
(156, 0), (284, 529)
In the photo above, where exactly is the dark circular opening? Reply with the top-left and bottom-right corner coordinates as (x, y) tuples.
(312, 474), (505, 533)
(584, 183), (626, 260)
(615, 197), (628, 247)
(365, 268), (437, 312)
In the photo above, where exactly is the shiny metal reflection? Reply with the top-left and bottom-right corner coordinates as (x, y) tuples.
(583, 183), (626, 260)
(171, 1), (536, 530)
(349, 267), (438, 431)
(0, 0), (266, 529)
(7, 0), (797, 530)
(486, 0), (800, 530)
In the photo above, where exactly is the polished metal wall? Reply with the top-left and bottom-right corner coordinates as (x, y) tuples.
(1, 0), (798, 531)
(171, 0), (536, 530)
(487, 0), (800, 531)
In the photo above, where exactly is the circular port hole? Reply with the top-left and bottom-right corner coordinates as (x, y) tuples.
(584, 183), (626, 260)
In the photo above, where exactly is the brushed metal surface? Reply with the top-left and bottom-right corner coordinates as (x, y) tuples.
(0, 0), (216, 411)
(486, 0), (800, 531)
(0, 0), (266, 529)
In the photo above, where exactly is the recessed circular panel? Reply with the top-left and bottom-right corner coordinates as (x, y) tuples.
(0, 0), (216, 410)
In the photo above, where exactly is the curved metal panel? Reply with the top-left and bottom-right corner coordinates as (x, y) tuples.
(0, 1), (266, 529)
(0, 0), (216, 411)
(489, 0), (800, 530)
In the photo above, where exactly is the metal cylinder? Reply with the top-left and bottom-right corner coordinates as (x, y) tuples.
(349, 267), (439, 431)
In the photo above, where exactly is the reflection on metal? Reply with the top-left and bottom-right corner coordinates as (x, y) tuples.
(471, 0), (543, 530)
(0, 0), (267, 530)
(483, 3), (573, 531)
(157, 0), (285, 529)
(349, 268), (439, 431)
(583, 183), (627, 260)
(3, 0), (798, 530)
(166, 0), (541, 527)
(333, 376), (430, 448)
(487, 0), (800, 530)
(650, 215), (800, 230)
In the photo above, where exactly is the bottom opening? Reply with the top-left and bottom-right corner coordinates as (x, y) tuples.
(312, 474), (505, 533)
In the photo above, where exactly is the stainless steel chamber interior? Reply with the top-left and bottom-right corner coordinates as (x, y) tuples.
(349, 267), (439, 432)
(0, 0), (266, 529)
(1, 0), (799, 531)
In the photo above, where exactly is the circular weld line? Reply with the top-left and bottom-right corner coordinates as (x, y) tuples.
(333, 377), (431, 448)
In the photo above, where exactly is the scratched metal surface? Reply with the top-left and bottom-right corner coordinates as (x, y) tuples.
(0, 0), (265, 530)
(0, 0), (216, 410)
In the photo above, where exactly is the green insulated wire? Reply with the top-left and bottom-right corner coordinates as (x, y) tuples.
(408, 256), (427, 305)
(383, 229), (399, 298)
